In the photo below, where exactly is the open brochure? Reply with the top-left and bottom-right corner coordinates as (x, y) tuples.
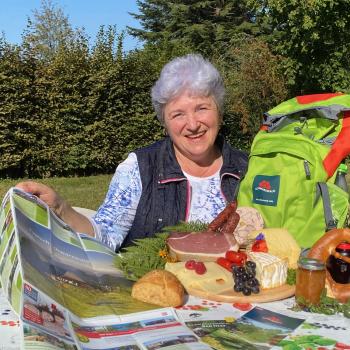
(4, 188), (346, 350)
(0, 188), (213, 350)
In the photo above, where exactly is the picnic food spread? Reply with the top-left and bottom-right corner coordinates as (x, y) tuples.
(124, 202), (298, 304)
(127, 202), (350, 307)
(161, 202), (296, 303)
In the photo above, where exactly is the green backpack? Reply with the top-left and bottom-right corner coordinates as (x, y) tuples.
(237, 93), (350, 248)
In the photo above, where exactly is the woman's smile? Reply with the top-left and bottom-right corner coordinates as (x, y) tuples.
(163, 91), (221, 164)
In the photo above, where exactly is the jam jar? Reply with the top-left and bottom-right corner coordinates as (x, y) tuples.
(326, 242), (350, 284)
(295, 257), (326, 305)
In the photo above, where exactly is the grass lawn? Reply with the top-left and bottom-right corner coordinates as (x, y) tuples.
(0, 174), (113, 210)
(1, 173), (349, 212)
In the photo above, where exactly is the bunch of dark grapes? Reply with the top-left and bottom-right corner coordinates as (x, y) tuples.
(232, 261), (260, 296)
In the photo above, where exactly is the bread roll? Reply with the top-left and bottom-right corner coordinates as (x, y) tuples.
(131, 270), (185, 307)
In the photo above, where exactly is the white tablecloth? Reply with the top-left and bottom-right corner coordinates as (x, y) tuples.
(2, 288), (350, 350)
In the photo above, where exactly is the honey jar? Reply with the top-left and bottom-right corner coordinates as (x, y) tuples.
(295, 257), (326, 306)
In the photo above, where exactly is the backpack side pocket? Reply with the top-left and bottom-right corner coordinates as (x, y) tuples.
(294, 181), (349, 248)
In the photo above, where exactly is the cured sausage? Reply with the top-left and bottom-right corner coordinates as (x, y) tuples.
(208, 200), (237, 232)
(308, 228), (350, 303)
(221, 212), (240, 235)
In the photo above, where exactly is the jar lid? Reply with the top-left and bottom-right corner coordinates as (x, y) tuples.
(298, 257), (325, 270)
(336, 242), (350, 250)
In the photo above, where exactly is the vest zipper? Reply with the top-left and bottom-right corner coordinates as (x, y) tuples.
(185, 181), (191, 222)
(220, 172), (241, 202)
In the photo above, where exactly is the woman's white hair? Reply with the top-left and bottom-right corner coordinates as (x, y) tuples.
(151, 54), (225, 123)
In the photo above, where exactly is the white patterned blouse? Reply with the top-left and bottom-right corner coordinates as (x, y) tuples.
(91, 153), (227, 251)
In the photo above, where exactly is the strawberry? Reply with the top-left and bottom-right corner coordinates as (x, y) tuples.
(252, 239), (268, 253)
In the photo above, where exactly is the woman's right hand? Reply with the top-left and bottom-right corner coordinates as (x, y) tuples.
(15, 181), (96, 237)
(15, 181), (66, 217)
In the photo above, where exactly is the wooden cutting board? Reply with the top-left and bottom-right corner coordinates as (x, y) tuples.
(186, 284), (295, 303)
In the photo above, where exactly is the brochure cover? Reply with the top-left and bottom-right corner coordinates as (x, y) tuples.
(0, 188), (210, 350)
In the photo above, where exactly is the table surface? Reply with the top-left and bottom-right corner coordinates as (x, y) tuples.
(2, 288), (350, 350)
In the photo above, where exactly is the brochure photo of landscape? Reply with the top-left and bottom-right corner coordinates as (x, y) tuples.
(231, 307), (305, 349)
(11, 189), (158, 318)
(186, 306), (305, 350)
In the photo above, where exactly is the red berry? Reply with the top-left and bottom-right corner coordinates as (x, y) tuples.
(185, 260), (196, 270)
(195, 262), (207, 275)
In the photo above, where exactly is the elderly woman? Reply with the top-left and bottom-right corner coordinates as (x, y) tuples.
(17, 54), (248, 252)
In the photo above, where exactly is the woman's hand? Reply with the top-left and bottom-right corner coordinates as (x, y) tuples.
(15, 181), (65, 216)
(15, 181), (96, 237)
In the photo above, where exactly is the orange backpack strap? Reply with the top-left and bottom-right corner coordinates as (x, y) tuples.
(323, 111), (350, 178)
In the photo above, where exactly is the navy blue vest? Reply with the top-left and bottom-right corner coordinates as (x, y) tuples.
(118, 136), (248, 250)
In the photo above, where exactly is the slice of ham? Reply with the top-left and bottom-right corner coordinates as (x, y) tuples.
(167, 230), (239, 262)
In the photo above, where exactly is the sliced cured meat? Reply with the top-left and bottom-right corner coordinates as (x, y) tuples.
(167, 230), (239, 262)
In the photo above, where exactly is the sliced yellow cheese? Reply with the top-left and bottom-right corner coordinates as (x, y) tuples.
(248, 228), (301, 269)
(248, 252), (288, 289)
(165, 262), (233, 294)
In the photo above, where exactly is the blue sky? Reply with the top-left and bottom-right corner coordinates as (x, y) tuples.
(0, 0), (142, 51)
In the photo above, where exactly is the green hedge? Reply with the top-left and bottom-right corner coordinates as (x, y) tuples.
(0, 35), (287, 178)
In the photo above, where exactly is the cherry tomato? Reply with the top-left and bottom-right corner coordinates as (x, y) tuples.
(225, 251), (247, 265)
(216, 257), (233, 271)
(252, 239), (268, 253)
(225, 250), (239, 262)
(232, 302), (252, 311)
(335, 342), (350, 349)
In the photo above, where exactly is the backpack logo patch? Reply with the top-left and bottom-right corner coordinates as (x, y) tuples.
(252, 175), (280, 206)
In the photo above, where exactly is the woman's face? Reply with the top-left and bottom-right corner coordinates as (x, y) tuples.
(163, 91), (221, 163)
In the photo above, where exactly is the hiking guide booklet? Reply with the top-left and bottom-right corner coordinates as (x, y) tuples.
(0, 188), (212, 350)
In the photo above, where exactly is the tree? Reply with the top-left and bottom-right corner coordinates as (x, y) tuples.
(214, 35), (288, 150)
(0, 40), (39, 177)
(22, 0), (76, 62)
(129, 0), (260, 56)
(249, 0), (350, 94)
(31, 31), (92, 177)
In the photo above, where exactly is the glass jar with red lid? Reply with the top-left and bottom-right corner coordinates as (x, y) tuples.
(326, 242), (350, 284)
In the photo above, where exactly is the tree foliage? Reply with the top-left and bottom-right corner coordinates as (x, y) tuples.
(2, 0), (349, 178)
(22, 0), (76, 62)
(129, 0), (260, 56)
(214, 35), (288, 150)
(0, 22), (192, 177)
(249, 0), (350, 93)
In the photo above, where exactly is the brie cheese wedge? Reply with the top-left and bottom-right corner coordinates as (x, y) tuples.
(248, 252), (288, 289)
